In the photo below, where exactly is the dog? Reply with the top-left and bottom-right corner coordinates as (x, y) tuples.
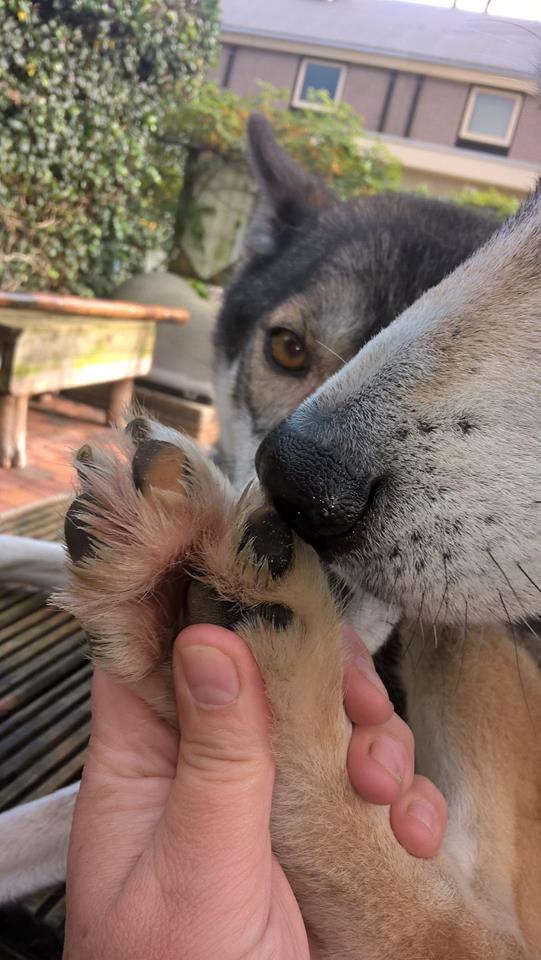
(0, 116), (539, 958)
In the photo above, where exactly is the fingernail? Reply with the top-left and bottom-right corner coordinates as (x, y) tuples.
(180, 645), (240, 707)
(355, 656), (390, 700)
(407, 800), (437, 835)
(370, 735), (407, 783)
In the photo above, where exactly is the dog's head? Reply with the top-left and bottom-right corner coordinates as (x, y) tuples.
(214, 115), (495, 494)
(257, 187), (541, 632)
(214, 115), (535, 638)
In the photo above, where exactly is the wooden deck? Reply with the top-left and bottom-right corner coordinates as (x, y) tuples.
(0, 497), (89, 958)
(0, 396), (110, 515)
(0, 390), (218, 516)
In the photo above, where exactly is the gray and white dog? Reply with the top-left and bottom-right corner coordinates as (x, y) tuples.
(1, 116), (540, 958)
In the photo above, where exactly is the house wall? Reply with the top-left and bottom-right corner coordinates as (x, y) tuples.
(383, 73), (418, 137)
(510, 94), (541, 164)
(409, 78), (469, 145)
(340, 64), (389, 130)
(217, 44), (540, 172)
(227, 47), (300, 98)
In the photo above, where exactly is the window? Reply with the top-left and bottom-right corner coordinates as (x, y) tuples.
(459, 87), (522, 148)
(292, 59), (346, 111)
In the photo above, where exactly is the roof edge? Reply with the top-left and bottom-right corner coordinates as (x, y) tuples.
(221, 24), (538, 91)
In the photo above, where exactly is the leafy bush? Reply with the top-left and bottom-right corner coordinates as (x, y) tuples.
(0, 0), (219, 294)
(452, 186), (520, 222)
(160, 81), (402, 202)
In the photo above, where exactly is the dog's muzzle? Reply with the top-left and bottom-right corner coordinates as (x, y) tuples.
(256, 414), (380, 556)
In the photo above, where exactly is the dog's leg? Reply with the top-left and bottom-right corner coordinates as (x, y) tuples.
(404, 625), (541, 957)
(256, 617), (529, 959)
(58, 422), (528, 959)
(0, 535), (66, 592)
(0, 783), (78, 903)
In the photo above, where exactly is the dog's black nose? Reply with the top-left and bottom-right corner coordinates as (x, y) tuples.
(255, 417), (377, 552)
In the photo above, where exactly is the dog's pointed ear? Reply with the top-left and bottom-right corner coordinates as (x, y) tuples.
(245, 113), (335, 258)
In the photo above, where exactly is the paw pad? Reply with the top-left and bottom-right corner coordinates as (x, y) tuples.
(250, 602), (293, 631)
(184, 581), (293, 633)
(185, 581), (241, 630)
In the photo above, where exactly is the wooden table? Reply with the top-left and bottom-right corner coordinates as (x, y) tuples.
(0, 291), (188, 469)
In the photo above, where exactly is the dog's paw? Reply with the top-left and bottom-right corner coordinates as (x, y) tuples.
(59, 417), (344, 732)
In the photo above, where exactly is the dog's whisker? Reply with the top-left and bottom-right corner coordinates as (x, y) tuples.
(487, 550), (541, 642)
(498, 591), (536, 733)
(414, 617), (430, 672)
(385, 569), (400, 623)
(516, 561), (541, 595)
(453, 597), (469, 698)
(314, 340), (347, 366)
(403, 588), (426, 660)
(431, 543), (450, 629)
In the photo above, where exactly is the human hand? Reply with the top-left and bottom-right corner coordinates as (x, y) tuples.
(64, 625), (446, 960)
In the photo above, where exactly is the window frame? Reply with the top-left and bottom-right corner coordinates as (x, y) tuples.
(459, 85), (523, 148)
(292, 57), (347, 112)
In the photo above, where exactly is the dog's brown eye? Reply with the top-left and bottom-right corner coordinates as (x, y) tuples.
(268, 329), (307, 372)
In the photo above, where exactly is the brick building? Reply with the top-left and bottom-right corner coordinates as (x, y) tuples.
(212, 0), (541, 196)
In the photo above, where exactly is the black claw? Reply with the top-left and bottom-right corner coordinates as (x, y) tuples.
(64, 496), (99, 563)
(74, 443), (98, 481)
(132, 439), (178, 493)
(126, 417), (151, 445)
(238, 507), (294, 579)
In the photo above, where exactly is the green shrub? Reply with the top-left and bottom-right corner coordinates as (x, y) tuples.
(452, 186), (520, 222)
(0, 0), (219, 295)
(160, 81), (402, 202)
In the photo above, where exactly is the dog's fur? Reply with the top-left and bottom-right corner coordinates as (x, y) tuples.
(0, 118), (539, 957)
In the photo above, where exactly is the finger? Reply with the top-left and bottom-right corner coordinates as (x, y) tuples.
(66, 671), (179, 913)
(342, 625), (393, 727)
(390, 775), (448, 858)
(347, 711), (415, 806)
(88, 669), (179, 776)
(159, 625), (275, 906)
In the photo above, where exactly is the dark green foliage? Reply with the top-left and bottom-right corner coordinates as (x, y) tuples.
(0, 0), (219, 294)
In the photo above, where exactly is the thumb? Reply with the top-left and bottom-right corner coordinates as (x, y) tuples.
(160, 625), (275, 898)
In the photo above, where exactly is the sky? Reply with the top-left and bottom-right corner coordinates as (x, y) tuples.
(387, 0), (541, 20)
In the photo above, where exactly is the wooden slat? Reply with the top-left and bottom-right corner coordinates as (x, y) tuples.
(0, 595), (47, 630)
(0, 497), (92, 952)
(0, 619), (84, 681)
(0, 290), (188, 324)
(0, 591), (27, 613)
(0, 663), (91, 749)
(0, 494), (70, 533)
(6, 511), (66, 540)
(32, 887), (66, 928)
(0, 608), (70, 654)
(0, 729), (89, 810)
(26, 743), (88, 803)
(0, 641), (88, 718)
(0, 700), (90, 788)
